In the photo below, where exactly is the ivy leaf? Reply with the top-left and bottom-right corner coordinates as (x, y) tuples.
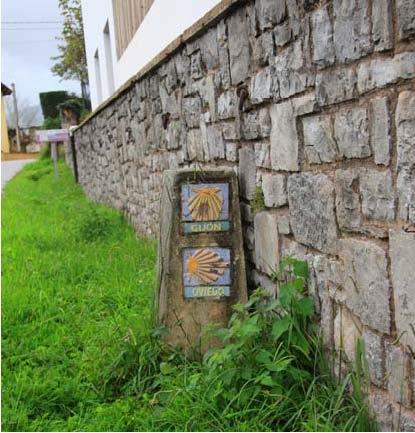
(296, 298), (314, 317)
(272, 316), (291, 340)
(293, 260), (308, 279)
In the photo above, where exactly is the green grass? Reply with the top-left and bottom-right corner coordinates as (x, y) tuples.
(2, 159), (156, 431)
(2, 159), (376, 432)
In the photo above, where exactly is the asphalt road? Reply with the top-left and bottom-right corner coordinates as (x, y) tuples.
(1, 160), (36, 192)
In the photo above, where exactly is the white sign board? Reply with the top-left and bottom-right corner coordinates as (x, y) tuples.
(36, 129), (69, 143)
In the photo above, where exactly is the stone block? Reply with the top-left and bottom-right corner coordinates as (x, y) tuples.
(242, 108), (271, 140)
(396, 91), (415, 223)
(250, 67), (272, 104)
(302, 114), (337, 164)
(363, 329), (385, 387)
(270, 100), (299, 171)
(183, 97), (202, 128)
(251, 31), (274, 67)
(274, 39), (314, 99)
(396, 0), (415, 41)
(372, 0), (393, 51)
(217, 20), (231, 90)
(334, 107), (371, 159)
(262, 172), (287, 208)
(274, 21), (291, 47)
(357, 52), (415, 94)
(334, 307), (362, 364)
(190, 51), (203, 79)
(316, 67), (356, 106)
(254, 211), (279, 275)
(222, 121), (240, 140)
(333, 0), (372, 63)
(276, 212), (290, 235)
(370, 97), (391, 166)
(368, 391), (393, 432)
(393, 407), (415, 432)
(200, 122), (225, 161)
(386, 344), (412, 406)
(239, 146), (256, 200)
(288, 173), (337, 253)
(185, 129), (203, 161)
(334, 169), (361, 231)
(199, 27), (219, 70)
(228, 8), (250, 85)
(225, 142), (238, 162)
(256, 0), (286, 31)
(197, 75), (216, 122)
(360, 170), (395, 221)
(217, 90), (236, 120)
(336, 239), (390, 334)
(254, 141), (271, 168)
(311, 5), (335, 68)
(390, 230), (415, 352)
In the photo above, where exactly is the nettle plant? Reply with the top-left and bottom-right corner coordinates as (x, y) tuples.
(201, 257), (316, 402)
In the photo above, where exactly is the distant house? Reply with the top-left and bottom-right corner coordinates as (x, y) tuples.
(82, 0), (221, 109)
(1, 83), (12, 154)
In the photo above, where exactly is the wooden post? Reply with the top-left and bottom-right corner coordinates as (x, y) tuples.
(51, 142), (59, 179)
(11, 83), (21, 152)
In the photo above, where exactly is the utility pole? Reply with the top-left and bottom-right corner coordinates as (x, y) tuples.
(11, 83), (21, 152)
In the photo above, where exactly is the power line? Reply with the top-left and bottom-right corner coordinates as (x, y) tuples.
(2, 20), (63, 24)
(2, 28), (62, 30)
(2, 40), (57, 45)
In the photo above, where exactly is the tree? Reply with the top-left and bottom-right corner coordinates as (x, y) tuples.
(51, 0), (89, 100)
(5, 93), (43, 128)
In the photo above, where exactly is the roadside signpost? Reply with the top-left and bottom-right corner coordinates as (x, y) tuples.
(156, 169), (248, 354)
(35, 129), (69, 180)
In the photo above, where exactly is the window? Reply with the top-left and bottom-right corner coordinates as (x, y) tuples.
(112, 0), (155, 59)
(94, 49), (103, 104)
(103, 21), (115, 94)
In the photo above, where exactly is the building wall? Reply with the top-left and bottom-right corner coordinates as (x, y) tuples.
(1, 97), (10, 153)
(73, 0), (415, 428)
(82, 0), (222, 109)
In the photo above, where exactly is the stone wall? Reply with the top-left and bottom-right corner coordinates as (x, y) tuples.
(72, 0), (415, 428)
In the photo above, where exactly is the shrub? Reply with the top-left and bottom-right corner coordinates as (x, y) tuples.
(39, 91), (68, 118)
(42, 116), (61, 130)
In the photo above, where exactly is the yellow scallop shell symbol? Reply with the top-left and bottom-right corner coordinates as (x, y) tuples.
(186, 248), (229, 284)
(188, 187), (223, 221)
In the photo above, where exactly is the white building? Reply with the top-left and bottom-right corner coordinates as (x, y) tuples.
(82, 0), (222, 110)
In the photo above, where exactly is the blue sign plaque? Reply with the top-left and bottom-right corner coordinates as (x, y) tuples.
(183, 247), (231, 298)
(181, 183), (230, 233)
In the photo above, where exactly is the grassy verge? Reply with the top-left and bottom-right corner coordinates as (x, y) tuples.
(2, 159), (376, 431)
(2, 159), (156, 431)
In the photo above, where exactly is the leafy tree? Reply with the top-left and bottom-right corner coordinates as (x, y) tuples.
(51, 0), (89, 97)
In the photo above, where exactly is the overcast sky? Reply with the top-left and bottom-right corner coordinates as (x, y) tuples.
(2, 0), (81, 108)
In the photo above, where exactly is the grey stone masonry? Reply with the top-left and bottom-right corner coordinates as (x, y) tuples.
(302, 114), (337, 164)
(254, 211), (279, 275)
(262, 172), (287, 208)
(72, 0), (415, 423)
(370, 97), (391, 166)
(396, 91), (415, 224)
(288, 173), (337, 253)
(390, 230), (415, 352)
(334, 107), (370, 159)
